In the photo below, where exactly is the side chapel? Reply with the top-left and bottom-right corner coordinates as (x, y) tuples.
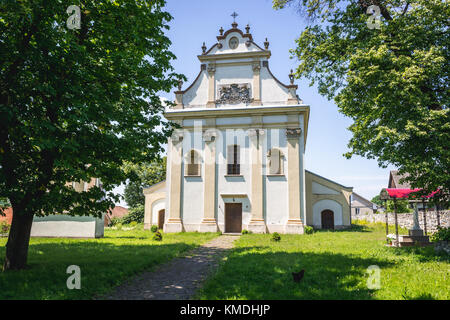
(143, 20), (353, 234)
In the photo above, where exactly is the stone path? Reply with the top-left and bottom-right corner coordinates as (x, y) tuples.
(102, 235), (239, 300)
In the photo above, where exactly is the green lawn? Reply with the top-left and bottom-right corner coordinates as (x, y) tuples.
(0, 226), (219, 299)
(196, 222), (450, 300)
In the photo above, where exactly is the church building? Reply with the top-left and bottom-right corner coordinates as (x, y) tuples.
(143, 20), (353, 234)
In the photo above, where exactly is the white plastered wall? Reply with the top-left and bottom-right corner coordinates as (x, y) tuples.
(312, 199), (343, 228)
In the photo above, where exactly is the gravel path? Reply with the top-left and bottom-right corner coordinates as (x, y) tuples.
(102, 235), (239, 300)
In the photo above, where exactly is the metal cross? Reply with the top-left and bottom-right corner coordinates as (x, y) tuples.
(231, 12), (238, 22)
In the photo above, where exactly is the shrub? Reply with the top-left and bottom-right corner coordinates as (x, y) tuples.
(151, 225), (158, 233)
(128, 221), (138, 227)
(110, 217), (123, 226)
(115, 223), (123, 231)
(241, 229), (249, 234)
(271, 232), (281, 242)
(304, 226), (314, 234)
(153, 231), (163, 241)
(122, 205), (144, 224)
(430, 226), (450, 242)
(0, 221), (10, 235)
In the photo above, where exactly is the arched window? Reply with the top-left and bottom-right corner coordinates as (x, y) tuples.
(185, 150), (201, 176)
(227, 144), (240, 175)
(267, 148), (284, 175)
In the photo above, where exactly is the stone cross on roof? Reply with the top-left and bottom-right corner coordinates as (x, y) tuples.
(231, 12), (238, 22)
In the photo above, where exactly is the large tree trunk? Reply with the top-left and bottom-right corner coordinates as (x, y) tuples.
(3, 207), (34, 271)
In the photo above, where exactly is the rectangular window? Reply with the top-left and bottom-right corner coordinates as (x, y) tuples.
(185, 150), (201, 176)
(227, 145), (240, 175)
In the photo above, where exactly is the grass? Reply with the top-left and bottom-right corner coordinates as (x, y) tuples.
(196, 222), (449, 300)
(0, 225), (219, 299)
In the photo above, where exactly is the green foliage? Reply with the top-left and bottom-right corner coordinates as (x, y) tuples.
(109, 217), (122, 226)
(0, 221), (10, 235)
(371, 195), (383, 207)
(153, 231), (163, 241)
(151, 225), (158, 233)
(121, 205), (144, 224)
(0, 198), (10, 209)
(275, 0), (450, 195)
(271, 232), (281, 242)
(242, 229), (249, 234)
(127, 221), (138, 228)
(123, 158), (167, 208)
(304, 226), (314, 234)
(386, 199), (412, 213)
(430, 226), (450, 242)
(0, 0), (182, 218)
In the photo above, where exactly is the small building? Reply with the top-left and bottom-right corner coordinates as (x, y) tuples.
(351, 192), (376, 215)
(29, 178), (105, 238)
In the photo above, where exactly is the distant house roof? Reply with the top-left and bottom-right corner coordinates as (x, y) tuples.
(388, 170), (411, 189)
(104, 206), (129, 226)
(351, 192), (376, 209)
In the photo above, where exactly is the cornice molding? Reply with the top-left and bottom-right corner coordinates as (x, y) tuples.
(198, 51), (271, 62)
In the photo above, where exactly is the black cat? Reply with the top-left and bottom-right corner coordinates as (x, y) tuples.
(292, 269), (305, 282)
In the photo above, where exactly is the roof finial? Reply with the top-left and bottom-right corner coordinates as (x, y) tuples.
(245, 24), (250, 34)
(202, 42), (206, 54)
(289, 69), (295, 84)
(219, 27), (224, 35)
(231, 11), (238, 28)
(264, 38), (269, 50)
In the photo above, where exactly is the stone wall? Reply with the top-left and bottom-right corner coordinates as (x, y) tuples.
(352, 210), (450, 233)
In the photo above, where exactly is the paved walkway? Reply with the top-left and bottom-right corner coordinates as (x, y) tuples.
(102, 235), (239, 300)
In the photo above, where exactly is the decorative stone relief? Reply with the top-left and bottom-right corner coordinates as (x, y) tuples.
(216, 83), (253, 105)
(171, 130), (184, 143)
(248, 128), (265, 138)
(202, 129), (218, 142)
(252, 62), (261, 73)
(286, 128), (302, 139)
(207, 64), (216, 74)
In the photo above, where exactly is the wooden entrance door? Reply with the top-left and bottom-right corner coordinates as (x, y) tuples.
(158, 209), (165, 230)
(225, 203), (242, 233)
(321, 210), (334, 229)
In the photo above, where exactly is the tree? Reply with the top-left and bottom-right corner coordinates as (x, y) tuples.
(371, 195), (382, 207)
(386, 199), (412, 213)
(274, 0), (449, 196)
(123, 157), (166, 209)
(0, 1), (182, 270)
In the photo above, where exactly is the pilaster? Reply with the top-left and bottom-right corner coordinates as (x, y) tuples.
(206, 63), (216, 108)
(251, 61), (261, 106)
(165, 131), (184, 233)
(285, 128), (304, 234)
(248, 128), (266, 233)
(200, 128), (218, 232)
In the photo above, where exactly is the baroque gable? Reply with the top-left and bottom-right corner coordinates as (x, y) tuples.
(172, 22), (301, 110)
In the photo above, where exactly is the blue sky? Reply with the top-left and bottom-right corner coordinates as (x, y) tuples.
(114, 0), (396, 206)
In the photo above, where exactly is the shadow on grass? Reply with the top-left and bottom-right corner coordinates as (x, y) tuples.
(0, 241), (199, 300)
(198, 246), (395, 300)
(313, 224), (372, 233)
(389, 244), (450, 263)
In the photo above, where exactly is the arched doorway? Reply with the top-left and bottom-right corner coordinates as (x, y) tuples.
(321, 210), (334, 230)
(158, 209), (165, 230)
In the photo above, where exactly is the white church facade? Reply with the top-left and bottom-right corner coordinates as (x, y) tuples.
(143, 21), (353, 234)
